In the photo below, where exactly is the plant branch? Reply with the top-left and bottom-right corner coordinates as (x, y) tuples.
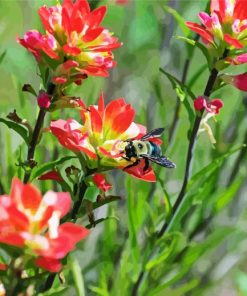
(23, 82), (56, 184)
(40, 273), (56, 293)
(227, 129), (247, 186)
(158, 66), (219, 238)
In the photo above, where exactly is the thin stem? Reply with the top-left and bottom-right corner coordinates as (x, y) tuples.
(40, 273), (56, 293)
(227, 129), (247, 186)
(71, 179), (88, 221)
(23, 83), (56, 184)
(169, 34), (199, 142)
(158, 67), (218, 237)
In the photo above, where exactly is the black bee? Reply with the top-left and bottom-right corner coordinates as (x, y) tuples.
(122, 128), (175, 171)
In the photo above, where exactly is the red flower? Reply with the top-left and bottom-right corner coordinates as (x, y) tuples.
(0, 178), (89, 272)
(17, 0), (122, 85)
(221, 72), (247, 91)
(50, 95), (157, 182)
(186, 0), (247, 63)
(194, 96), (224, 144)
(93, 174), (112, 192)
(194, 96), (224, 114)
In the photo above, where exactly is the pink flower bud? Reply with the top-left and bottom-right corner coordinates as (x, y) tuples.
(37, 91), (51, 108)
(222, 73), (247, 91)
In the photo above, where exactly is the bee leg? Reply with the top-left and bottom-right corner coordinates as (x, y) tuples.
(122, 156), (131, 161)
(124, 159), (140, 169)
(143, 157), (150, 172)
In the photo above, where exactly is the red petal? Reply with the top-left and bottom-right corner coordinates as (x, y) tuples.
(93, 174), (112, 192)
(88, 6), (107, 28)
(210, 0), (227, 21)
(38, 171), (64, 182)
(7, 205), (30, 230)
(185, 22), (214, 43)
(77, 0), (90, 14)
(38, 6), (53, 33)
(234, 53), (247, 64)
(62, 7), (71, 34)
(98, 93), (105, 116)
(124, 159), (156, 182)
(21, 183), (42, 212)
(52, 76), (67, 84)
(58, 222), (89, 244)
(224, 34), (243, 49)
(35, 257), (62, 272)
(83, 27), (104, 42)
(90, 106), (103, 134)
(43, 191), (71, 218)
(0, 233), (25, 247)
(194, 96), (206, 111)
(0, 263), (7, 271)
(210, 99), (224, 113)
(63, 44), (81, 56)
(234, 0), (247, 20)
(111, 109), (135, 136)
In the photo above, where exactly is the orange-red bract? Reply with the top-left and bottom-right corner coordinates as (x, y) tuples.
(50, 95), (157, 182)
(186, 0), (247, 64)
(17, 0), (122, 85)
(0, 178), (89, 272)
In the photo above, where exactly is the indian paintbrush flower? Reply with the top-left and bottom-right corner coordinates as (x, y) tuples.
(194, 96), (224, 144)
(0, 178), (89, 272)
(186, 0), (247, 65)
(50, 95), (156, 182)
(17, 0), (122, 86)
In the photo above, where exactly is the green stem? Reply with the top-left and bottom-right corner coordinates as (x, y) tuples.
(23, 82), (56, 184)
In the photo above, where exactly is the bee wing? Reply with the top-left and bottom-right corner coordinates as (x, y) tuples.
(141, 128), (165, 140)
(141, 154), (176, 168)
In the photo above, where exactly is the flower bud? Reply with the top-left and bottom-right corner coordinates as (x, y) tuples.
(37, 91), (51, 109)
(221, 73), (247, 91)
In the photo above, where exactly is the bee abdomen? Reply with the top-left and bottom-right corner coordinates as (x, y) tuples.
(149, 142), (161, 156)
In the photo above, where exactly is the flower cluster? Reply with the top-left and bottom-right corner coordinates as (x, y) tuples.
(0, 178), (89, 272)
(194, 96), (224, 144)
(50, 95), (158, 182)
(186, 0), (247, 64)
(18, 0), (122, 86)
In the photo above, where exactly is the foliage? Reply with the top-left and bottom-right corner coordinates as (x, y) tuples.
(0, 0), (246, 295)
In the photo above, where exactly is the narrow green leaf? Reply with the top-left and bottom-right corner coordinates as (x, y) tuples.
(166, 146), (244, 232)
(93, 195), (121, 210)
(0, 50), (6, 64)
(86, 216), (119, 229)
(38, 287), (68, 296)
(159, 68), (195, 124)
(30, 156), (77, 180)
(0, 118), (29, 144)
(163, 6), (190, 37)
(188, 145), (244, 189)
(215, 178), (244, 212)
(187, 64), (208, 89)
(176, 36), (212, 68)
(84, 186), (100, 203)
(71, 257), (85, 296)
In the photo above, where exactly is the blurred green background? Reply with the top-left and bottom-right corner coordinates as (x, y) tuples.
(0, 0), (247, 295)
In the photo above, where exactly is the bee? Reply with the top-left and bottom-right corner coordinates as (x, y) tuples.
(122, 128), (175, 171)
